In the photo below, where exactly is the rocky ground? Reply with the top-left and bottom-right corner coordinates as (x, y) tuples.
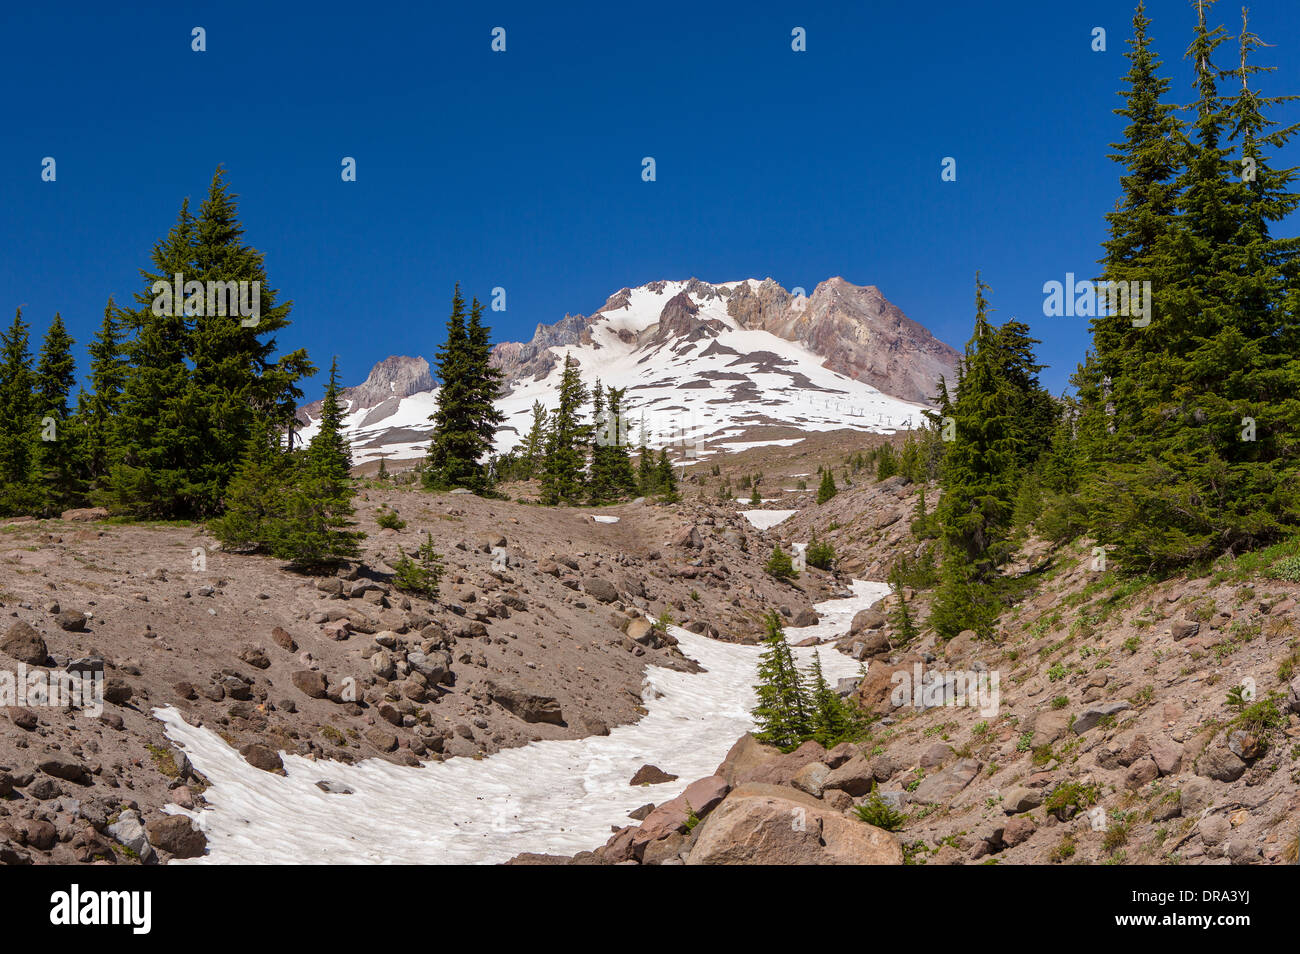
(536, 473), (1300, 865)
(0, 467), (846, 864)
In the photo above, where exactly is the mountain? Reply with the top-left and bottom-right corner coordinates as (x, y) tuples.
(297, 277), (960, 466)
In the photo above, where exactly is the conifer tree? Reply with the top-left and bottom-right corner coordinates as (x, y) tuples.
(604, 386), (639, 497)
(0, 309), (37, 514)
(875, 443), (898, 480)
(807, 650), (857, 747)
(752, 611), (812, 751)
(521, 400), (548, 478)
(209, 417), (292, 551)
(30, 313), (78, 514)
(655, 448), (678, 500)
(76, 297), (128, 490)
(273, 358), (362, 567)
(816, 467), (837, 504)
(539, 353), (590, 504)
(637, 442), (657, 496)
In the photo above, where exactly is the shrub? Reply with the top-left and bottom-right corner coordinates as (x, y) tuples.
(855, 792), (906, 832)
(392, 532), (444, 599)
(765, 545), (798, 581)
(376, 507), (406, 531)
(805, 533), (835, 571)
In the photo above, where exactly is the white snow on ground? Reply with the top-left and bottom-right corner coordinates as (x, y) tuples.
(741, 509), (799, 530)
(592, 515), (620, 524)
(153, 580), (886, 865)
(299, 279), (930, 466)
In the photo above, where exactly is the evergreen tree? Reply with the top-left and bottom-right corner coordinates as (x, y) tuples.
(765, 544), (797, 581)
(655, 448), (678, 500)
(273, 358), (363, 567)
(76, 297), (128, 490)
(30, 313), (78, 514)
(889, 565), (919, 643)
(539, 353), (590, 504)
(521, 400), (548, 478)
(637, 442), (657, 496)
(807, 650), (857, 747)
(209, 417), (292, 551)
(0, 309), (37, 514)
(875, 443), (898, 480)
(464, 296), (506, 483)
(816, 467), (837, 504)
(752, 611), (813, 750)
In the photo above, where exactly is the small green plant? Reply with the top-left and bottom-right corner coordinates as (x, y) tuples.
(392, 532), (444, 599)
(805, 533), (835, 571)
(690, 589), (700, 602)
(1047, 662), (1068, 682)
(653, 609), (673, 632)
(1044, 781), (1100, 820)
(376, 507), (406, 531)
(1269, 554), (1300, 583)
(855, 792), (906, 832)
(1051, 695), (1069, 709)
(765, 545), (798, 581)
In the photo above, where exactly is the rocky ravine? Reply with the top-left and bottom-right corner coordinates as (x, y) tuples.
(0, 484), (846, 864)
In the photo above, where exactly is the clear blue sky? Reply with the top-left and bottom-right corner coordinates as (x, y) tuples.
(3, 0), (1297, 398)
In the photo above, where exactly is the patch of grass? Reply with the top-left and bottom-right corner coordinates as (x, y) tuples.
(1044, 781), (1101, 819)
(146, 743), (180, 779)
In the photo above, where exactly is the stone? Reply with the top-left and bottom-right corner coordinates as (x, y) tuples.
(671, 525), (703, 549)
(1031, 710), (1071, 748)
(1, 621), (47, 665)
(686, 792), (902, 865)
(715, 733), (780, 786)
(291, 669), (328, 699)
(60, 507), (109, 521)
(1170, 619), (1201, 640)
(146, 815), (206, 859)
(1001, 786), (1043, 814)
(107, 809), (155, 862)
(1002, 815), (1036, 848)
(911, 758), (981, 803)
(791, 761), (831, 798)
(822, 755), (875, 797)
(672, 776), (729, 818)
(239, 743), (284, 773)
(1197, 745), (1247, 782)
(1149, 736), (1184, 776)
(630, 764), (678, 786)
(38, 756), (91, 786)
(365, 729), (398, 752)
(919, 742), (953, 769)
(489, 682), (565, 725)
(1124, 756), (1159, 790)
(628, 803), (654, 821)
(1072, 701), (1131, 734)
(270, 626), (297, 651)
(850, 609), (886, 634)
(55, 610), (88, 632)
(583, 578), (620, 603)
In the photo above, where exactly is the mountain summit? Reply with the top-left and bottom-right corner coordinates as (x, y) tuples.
(299, 277), (960, 465)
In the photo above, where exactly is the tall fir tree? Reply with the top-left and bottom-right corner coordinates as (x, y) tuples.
(75, 297), (128, 491)
(751, 611), (813, 751)
(30, 313), (79, 514)
(539, 353), (590, 504)
(274, 358), (362, 567)
(0, 309), (37, 514)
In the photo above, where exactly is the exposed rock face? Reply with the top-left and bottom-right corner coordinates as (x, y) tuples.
(724, 277), (960, 403)
(297, 355), (434, 424)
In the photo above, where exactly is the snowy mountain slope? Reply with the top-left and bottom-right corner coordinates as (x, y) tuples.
(298, 278), (957, 467)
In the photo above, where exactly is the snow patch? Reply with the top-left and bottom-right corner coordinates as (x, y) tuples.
(741, 509), (798, 530)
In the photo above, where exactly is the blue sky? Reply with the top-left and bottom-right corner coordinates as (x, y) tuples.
(3, 0), (1298, 398)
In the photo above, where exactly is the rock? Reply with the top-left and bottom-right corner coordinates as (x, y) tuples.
(38, 756), (91, 785)
(1001, 815), (1036, 848)
(407, 650), (452, 684)
(583, 578), (620, 603)
(672, 776), (729, 817)
(146, 815), (206, 859)
(1001, 786), (1043, 814)
(671, 526), (703, 549)
(1149, 736), (1184, 776)
(715, 733), (780, 785)
(686, 791), (902, 865)
(1197, 745), (1247, 782)
(1170, 619), (1201, 640)
(628, 803), (655, 821)
(55, 610), (88, 632)
(60, 507), (109, 522)
(488, 683), (565, 725)
(270, 626), (297, 651)
(8, 708), (38, 731)
(239, 743), (284, 773)
(822, 755), (875, 797)
(1286, 676), (1300, 714)
(1199, 814), (1230, 846)
(107, 810), (155, 862)
(1226, 730), (1262, 761)
(825, 742), (858, 769)
(792, 608), (818, 627)
(850, 609), (886, 634)
(919, 742), (953, 769)
(737, 740), (828, 787)
(1180, 777), (1214, 817)
(238, 646), (271, 670)
(911, 758), (981, 803)
(630, 764), (678, 786)
(1, 621), (47, 665)
(103, 678), (133, 705)
(1072, 701), (1131, 734)
(626, 618), (656, 646)
(1124, 756), (1159, 790)
(291, 669), (328, 699)
(365, 729), (398, 752)
(791, 761), (831, 798)
(1031, 710), (1071, 748)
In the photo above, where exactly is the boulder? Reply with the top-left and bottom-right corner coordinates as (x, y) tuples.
(737, 740), (827, 787)
(791, 761), (831, 798)
(686, 791), (903, 865)
(107, 809), (155, 863)
(55, 610), (88, 632)
(1, 621), (47, 665)
(489, 682), (565, 725)
(1197, 744), (1247, 782)
(583, 578), (620, 604)
(146, 815), (206, 859)
(822, 755), (875, 797)
(850, 609), (886, 634)
(630, 764), (678, 786)
(291, 669), (328, 699)
(715, 733), (780, 786)
(1071, 701), (1131, 734)
(1001, 786), (1043, 814)
(60, 507), (109, 522)
(239, 743), (284, 773)
(671, 526), (703, 549)
(910, 758), (980, 803)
